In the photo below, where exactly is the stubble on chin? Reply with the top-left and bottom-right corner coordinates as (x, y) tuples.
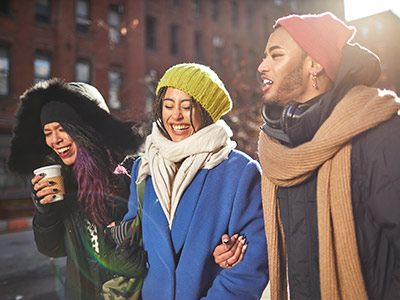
(265, 59), (305, 107)
(262, 94), (283, 107)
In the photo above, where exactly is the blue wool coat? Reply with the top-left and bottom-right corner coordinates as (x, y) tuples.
(124, 150), (269, 300)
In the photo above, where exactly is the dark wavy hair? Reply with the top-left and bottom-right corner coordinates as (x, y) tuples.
(153, 86), (213, 138)
(59, 122), (117, 225)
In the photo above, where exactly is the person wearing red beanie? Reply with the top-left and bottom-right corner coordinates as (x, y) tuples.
(217, 11), (400, 300)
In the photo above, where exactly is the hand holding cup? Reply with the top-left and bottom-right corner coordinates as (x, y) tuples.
(32, 165), (65, 205)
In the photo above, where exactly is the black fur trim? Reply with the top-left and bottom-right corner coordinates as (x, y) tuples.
(7, 78), (144, 174)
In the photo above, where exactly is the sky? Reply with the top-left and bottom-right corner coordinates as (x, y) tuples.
(344, 0), (400, 21)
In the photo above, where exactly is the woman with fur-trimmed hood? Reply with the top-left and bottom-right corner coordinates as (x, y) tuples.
(7, 78), (144, 300)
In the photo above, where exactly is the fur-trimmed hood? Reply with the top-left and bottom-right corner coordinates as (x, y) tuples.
(7, 78), (144, 175)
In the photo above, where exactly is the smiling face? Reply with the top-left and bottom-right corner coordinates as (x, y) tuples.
(257, 26), (314, 107)
(161, 87), (202, 142)
(43, 122), (78, 165)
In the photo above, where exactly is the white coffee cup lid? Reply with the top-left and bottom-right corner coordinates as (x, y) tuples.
(33, 164), (62, 175)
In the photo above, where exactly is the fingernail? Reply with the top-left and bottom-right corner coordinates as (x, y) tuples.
(39, 173), (46, 176)
(223, 239), (229, 244)
(233, 233), (239, 239)
(241, 237), (246, 244)
(52, 195), (57, 199)
(243, 244), (248, 252)
(52, 188), (58, 192)
(40, 199), (47, 204)
(48, 181), (56, 185)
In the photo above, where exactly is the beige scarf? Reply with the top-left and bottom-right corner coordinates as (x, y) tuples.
(137, 121), (235, 229)
(258, 85), (400, 300)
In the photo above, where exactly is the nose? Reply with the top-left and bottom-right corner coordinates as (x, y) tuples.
(171, 107), (183, 120)
(51, 132), (63, 145)
(257, 58), (269, 74)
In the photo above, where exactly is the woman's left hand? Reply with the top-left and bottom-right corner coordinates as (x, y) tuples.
(213, 233), (247, 269)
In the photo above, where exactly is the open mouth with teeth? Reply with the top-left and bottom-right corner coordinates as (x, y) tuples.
(263, 78), (273, 86)
(260, 77), (274, 93)
(56, 146), (72, 157)
(171, 124), (190, 131)
(168, 124), (194, 141)
(258, 72), (273, 88)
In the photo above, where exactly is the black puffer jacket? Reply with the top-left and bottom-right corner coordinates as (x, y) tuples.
(32, 170), (131, 300)
(268, 44), (400, 299)
(6, 79), (143, 300)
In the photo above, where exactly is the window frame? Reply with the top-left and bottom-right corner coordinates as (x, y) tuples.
(146, 15), (157, 51)
(35, 0), (51, 24)
(76, 0), (90, 34)
(108, 4), (123, 45)
(0, 44), (10, 97)
(34, 51), (52, 84)
(170, 23), (180, 57)
(75, 58), (91, 83)
(108, 69), (123, 110)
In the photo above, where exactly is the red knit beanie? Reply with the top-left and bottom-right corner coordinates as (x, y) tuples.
(275, 12), (356, 81)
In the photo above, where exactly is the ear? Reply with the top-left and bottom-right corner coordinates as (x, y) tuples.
(308, 58), (324, 76)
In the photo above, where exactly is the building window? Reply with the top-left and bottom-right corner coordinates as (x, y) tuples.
(108, 70), (122, 110)
(0, 0), (10, 16)
(35, 0), (51, 24)
(34, 52), (52, 84)
(145, 69), (158, 114)
(213, 36), (224, 68)
(231, 0), (238, 29)
(194, 31), (203, 61)
(233, 45), (240, 73)
(247, 6), (253, 31)
(169, 0), (180, 7)
(192, 0), (202, 16)
(0, 45), (10, 96)
(248, 50), (256, 76)
(109, 5), (123, 45)
(76, 0), (90, 34)
(211, 0), (219, 21)
(213, 47), (222, 68)
(75, 59), (91, 83)
(146, 15), (157, 51)
(170, 24), (180, 57)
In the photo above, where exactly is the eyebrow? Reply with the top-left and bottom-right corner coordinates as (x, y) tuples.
(266, 45), (283, 55)
(43, 124), (61, 131)
(163, 98), (192, 102)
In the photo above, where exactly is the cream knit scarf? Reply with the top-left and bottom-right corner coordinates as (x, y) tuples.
(137, 121), (235, 229)
(258, 85), (400, 300)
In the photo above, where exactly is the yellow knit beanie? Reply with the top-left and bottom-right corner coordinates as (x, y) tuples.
(156, 63), (232, 122)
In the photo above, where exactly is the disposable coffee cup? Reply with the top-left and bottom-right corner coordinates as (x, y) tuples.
(33, 164), (65, 203)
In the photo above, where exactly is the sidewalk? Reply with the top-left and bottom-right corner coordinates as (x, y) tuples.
(0, 216), (32, 233)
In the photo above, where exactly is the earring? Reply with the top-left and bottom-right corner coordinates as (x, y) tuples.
(311, 72), (318, 90)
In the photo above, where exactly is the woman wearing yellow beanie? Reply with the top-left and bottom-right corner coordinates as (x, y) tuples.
(123, 63), (269, 299)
